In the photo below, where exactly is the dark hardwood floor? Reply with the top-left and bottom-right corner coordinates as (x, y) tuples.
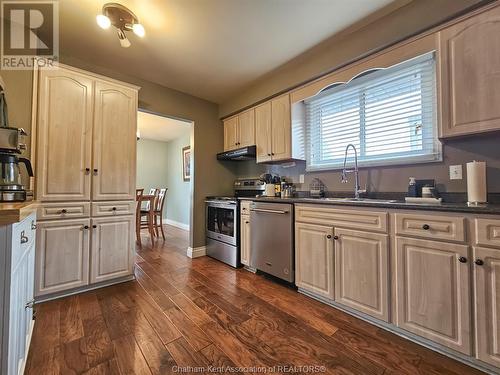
(25, 225), (481, 375)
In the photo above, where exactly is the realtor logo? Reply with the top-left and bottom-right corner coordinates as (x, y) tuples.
(1, 0), (59, 69)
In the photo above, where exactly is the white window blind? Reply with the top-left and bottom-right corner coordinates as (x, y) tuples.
(305, 52), (441, 171)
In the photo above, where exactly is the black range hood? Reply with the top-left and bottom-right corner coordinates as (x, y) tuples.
(217, 145), (256, 161)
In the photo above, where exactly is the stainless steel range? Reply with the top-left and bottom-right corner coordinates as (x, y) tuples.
(205, 178), (265, 267)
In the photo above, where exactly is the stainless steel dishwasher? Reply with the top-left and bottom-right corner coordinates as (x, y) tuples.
(249, 201), (294, 282)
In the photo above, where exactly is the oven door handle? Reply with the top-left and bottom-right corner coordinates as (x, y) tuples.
(250, 208), (289, 214)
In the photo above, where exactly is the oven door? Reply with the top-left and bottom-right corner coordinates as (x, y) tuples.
(206, 201), (237, 246)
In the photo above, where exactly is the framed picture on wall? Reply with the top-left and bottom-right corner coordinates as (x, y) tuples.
(182, 146), (191, 181)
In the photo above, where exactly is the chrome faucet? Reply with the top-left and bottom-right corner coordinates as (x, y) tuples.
(341, 144), (366, 199)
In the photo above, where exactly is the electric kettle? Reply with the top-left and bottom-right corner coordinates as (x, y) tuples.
(0, 153), (33, 201)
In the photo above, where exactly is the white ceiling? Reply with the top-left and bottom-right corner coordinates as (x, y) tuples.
(58, 0), (397, 103)
(137, 111), (191, 142)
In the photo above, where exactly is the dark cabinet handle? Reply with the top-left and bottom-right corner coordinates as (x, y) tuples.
(458, 256), (467, 263)
(112, 207), (117, 211)
(333, 235), (339, 240)
(245, 221), (249, 224)
(271, 152), (275, 156)
(422, 224), (430, 230)
(83, 225), (89, 230)
(85, 168), (90, 173)
(326, 235), (332, 239)
(31, 221), (37, 230)
(20, 231), (28, 244)
(475, 259), (484, 266)
(61, 209), (67, 214)
(92, 225), (97, 229)
(93, 168), (98, 173)
(268, 153), (271, 156)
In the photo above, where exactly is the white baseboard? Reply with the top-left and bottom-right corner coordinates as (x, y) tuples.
(187, 246), (206, 258)
(164, 218), (190, 231)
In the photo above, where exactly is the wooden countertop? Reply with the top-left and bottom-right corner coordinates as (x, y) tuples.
(0, 201), (38, 226)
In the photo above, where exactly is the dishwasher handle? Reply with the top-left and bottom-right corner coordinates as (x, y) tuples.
(250, 208), (289, 214)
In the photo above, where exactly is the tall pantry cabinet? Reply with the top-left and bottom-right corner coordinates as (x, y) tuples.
(33, 64), (139, 298)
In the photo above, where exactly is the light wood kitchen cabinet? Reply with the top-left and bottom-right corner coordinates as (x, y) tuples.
(90, 216), (134, 283)
(334, 228), (389, 322)
(240, 213), (251, 266)
(270, 94), (292, 161)
(255, 102), (272, 163)
(439, 6), (500, 138)
(394, 236), (471, 355)
(295, 222), (334, 299)
(36, 68), (93, 201)
(223, 109), (255, 151)
(473, 246), (500, 367)
(35, 218), (90, 296)
(92, 80), (137, 201)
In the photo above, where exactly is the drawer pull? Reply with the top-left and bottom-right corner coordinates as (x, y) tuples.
(92, 224), (97, 229)
(422, 224), (430, 230)
(31, 221), (37, 230)
(20, 231), (28, 244)
(25, 299), (34, 309)
(112, 207), (117, 211)
(85, 168), (90, 173)
(83, 225), (89, 230)
(458, 256), (467, 263)
(475, 259), (484, 266)
(60, 209), (67, 214)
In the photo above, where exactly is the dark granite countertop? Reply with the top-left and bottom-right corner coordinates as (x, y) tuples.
(238, 196), (500, 215)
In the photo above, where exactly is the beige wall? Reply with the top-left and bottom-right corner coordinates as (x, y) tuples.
(219, 0), (485, 117)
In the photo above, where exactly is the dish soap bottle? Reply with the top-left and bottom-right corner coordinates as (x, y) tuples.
(407, 177), (417, 197)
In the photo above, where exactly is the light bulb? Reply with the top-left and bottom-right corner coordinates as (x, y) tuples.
(132, 23), (145, 37)
(96, 14), (111, 29)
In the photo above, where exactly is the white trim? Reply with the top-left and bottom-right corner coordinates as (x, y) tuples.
(164, 218), (190, 231)
(187, 246), (206, 258)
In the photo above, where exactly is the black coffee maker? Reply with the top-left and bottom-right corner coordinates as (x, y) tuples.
(0, 77), (33, 202)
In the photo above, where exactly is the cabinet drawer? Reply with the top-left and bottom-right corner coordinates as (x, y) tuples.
(475, 218), (500, 248)
(37, 202), (90, 220)
(92, 201), (135, 217)
(394, 213), (465, 242)
(295, 204), (388, 233)
(240, 201), (252, 215)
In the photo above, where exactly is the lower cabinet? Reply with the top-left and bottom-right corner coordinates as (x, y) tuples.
(473, 246), (500, 367)
(295, 222), (334, 299)
(394, 236), (471, 355)
(334, 228), (389, 322)
(91, 216), (135, 283)
(36, 215), (134, 297)
(240, 214), (251, 266)
(35, 218), (90, 296)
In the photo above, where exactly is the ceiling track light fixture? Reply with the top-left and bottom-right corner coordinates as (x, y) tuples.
(96, 3), (145, 48)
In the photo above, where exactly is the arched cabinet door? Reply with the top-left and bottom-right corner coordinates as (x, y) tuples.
(36, 68), (93, 201)
(439, 6), (500, 137)
(92, 80), (137, 201)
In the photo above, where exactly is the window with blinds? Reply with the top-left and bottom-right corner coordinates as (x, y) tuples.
(305, 52), (441, 171)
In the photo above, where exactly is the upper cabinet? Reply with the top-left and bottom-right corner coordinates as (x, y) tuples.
(439, 6), (500, 138)
(35, 65), (138, 202)
(223, 109), (255, 151)
(92, 81), (137, 201)
(36, 69), (94, 201)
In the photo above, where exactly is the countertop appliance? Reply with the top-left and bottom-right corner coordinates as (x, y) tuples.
(205, 178), (265, 267)
(249, 201), (294, 282)
(0, 80), (33, 202)
(217, 145), (256, 161)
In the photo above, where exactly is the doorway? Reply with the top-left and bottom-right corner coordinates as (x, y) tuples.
(136, 109), (193, 248)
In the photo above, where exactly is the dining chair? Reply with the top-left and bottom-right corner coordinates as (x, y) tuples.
(136, 192), (156, 247)
(153, 188), (168, 239)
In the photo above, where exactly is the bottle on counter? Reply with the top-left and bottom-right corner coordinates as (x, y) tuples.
(407, 177), (417, 197)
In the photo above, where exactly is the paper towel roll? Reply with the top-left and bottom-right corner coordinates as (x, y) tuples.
(467, 161), (487, 203)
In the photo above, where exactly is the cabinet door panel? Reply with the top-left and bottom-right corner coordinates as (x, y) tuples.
(474, 246), (500, 367)
(255, 102), (272, 163)
(36, 68), (93, 201)
(223, 116), (239, 151)
(35, 219), (90, 296)
(91, 216), (134, 283)
(439, 6), (500, 137)
(295, 222), (334, 299)
(271, 94), (291, 161)
(93, 81), (137, 200)
(395, 237), (471, 354)
(240, 215), (251, 266)
(238, 109), (255, 147)
(334, 229), (389, 321)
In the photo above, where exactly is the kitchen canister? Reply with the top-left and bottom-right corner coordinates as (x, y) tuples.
(264, 183), (276, 197)
(466, 160), (487, 205)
